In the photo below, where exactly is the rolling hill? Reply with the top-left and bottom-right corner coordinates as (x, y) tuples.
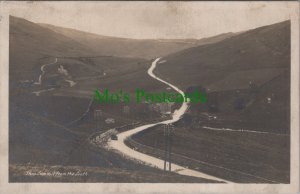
(39, 23), (235, 59)
(155, 20), (290, 89)
(154, 20), (290, 132)
(10, 15), (235, 86)
(10, 16), (95, 81)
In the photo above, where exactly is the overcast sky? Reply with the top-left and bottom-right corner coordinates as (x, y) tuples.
(7, 1), (293, 39)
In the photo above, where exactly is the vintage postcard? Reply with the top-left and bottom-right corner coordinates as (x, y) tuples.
(0, 1), (299, 194)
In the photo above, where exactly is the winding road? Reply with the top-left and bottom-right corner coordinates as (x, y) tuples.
(108, 58), (231, 183)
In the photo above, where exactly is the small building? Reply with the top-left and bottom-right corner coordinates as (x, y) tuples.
(105, 118), (115, 124)
(148, 103), (160, 112)
(123, 105), (130, 114)
(159, 103), (172, 114)
(94, 110), (103, 120)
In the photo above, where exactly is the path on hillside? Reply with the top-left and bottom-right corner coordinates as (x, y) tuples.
(33, 57), (78, 96)
(34, 57), (58, 85)
(108, 58), (231, 183)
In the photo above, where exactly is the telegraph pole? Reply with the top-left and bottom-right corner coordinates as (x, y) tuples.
(164, 124), (167, 171)
(168, 124), (173, 171)
(94, 109), (102, 130)
(163, 124), (173, 172)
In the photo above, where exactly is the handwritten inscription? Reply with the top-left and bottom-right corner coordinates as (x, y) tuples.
(25, 170), (88, 177)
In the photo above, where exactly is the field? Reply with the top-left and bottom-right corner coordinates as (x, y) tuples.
(129, 124), (290, 183)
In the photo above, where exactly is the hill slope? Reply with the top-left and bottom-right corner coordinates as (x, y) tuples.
(9, 16), (97, 81)
(39, 23), (235, 59)
(155, 20), (290, 132)
(155, 20), (290, 89)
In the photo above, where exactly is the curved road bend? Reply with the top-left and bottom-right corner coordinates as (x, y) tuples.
(108, 58), (232, 183)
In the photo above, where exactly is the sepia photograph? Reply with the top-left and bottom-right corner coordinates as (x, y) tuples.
(0, 1), (299, 194)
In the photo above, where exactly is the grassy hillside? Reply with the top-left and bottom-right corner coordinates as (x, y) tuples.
(40, 23), (235, 59)
(10, 164), (219, 183)
(155, 20), (290, 88)
(155, 20), (290, 132)
(9, 16), (97, 81)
